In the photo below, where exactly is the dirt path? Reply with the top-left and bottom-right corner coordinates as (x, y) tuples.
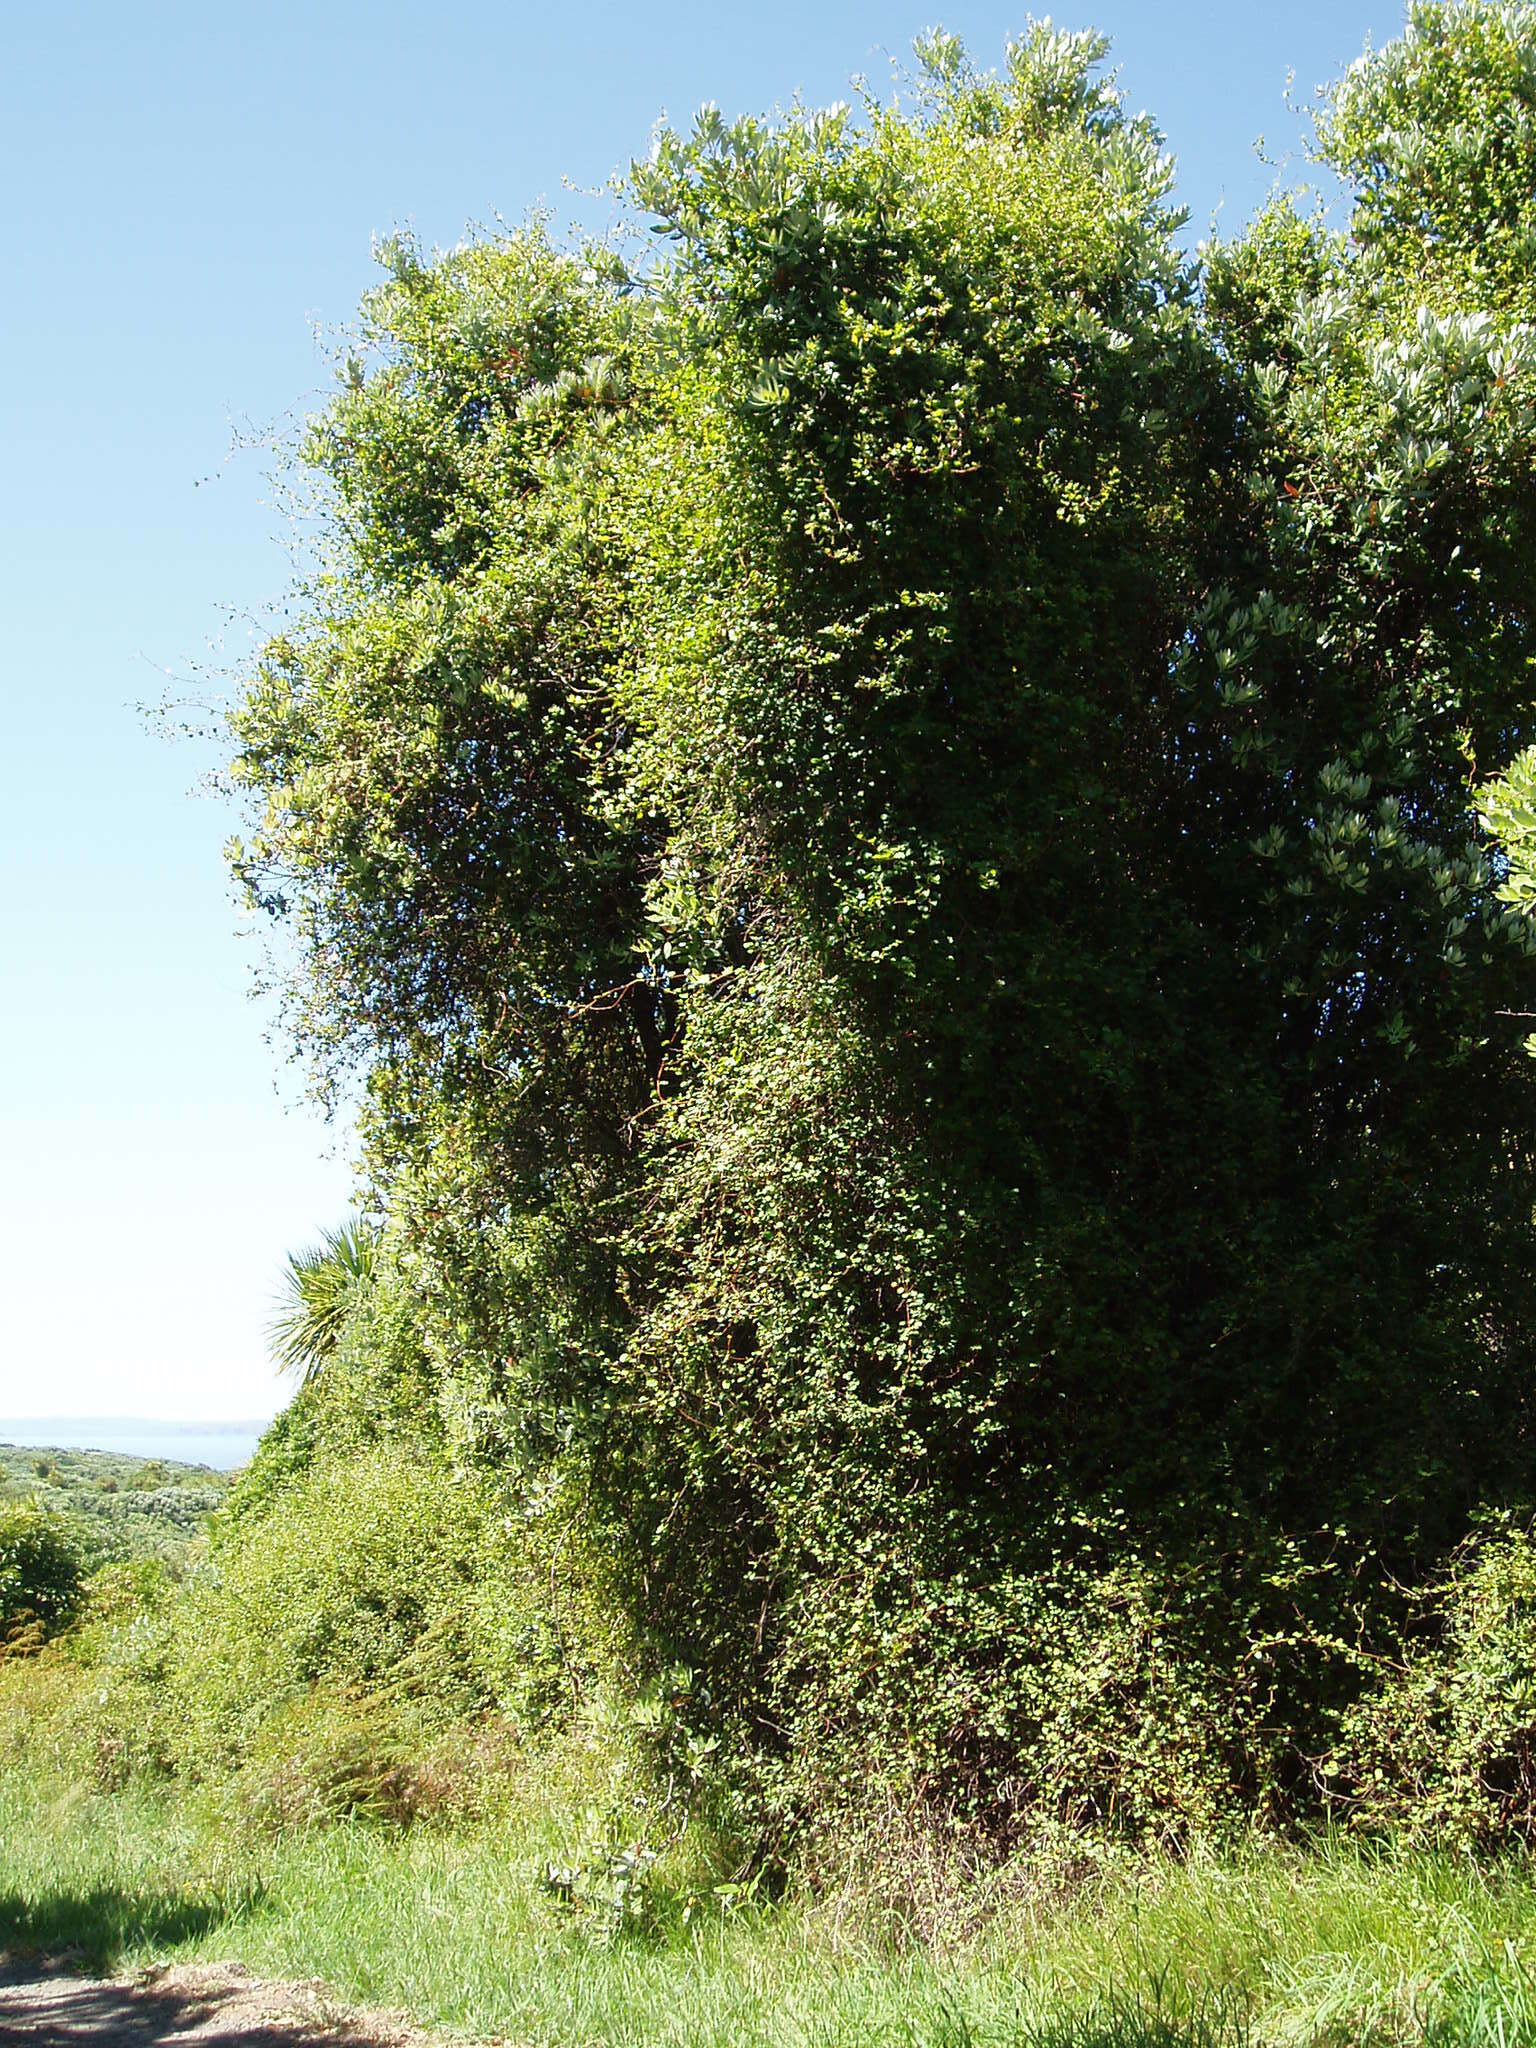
(0, 1962), (440, 2046)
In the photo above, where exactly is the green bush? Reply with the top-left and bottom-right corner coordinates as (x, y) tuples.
(0, 1504), (85, 1643)
(218, 2), (1536, 1857)
(29, 1236), (632, 1834)
(1331, 1518), (1536, 1848)
(149, 1451), (489, 1771)
(98, 1435), (626, 1798)
(218, 1253), (438, 1535)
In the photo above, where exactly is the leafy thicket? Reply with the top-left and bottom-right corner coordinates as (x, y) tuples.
(0, 1503), (85, 1643)
(226, 5), (1536, 1855)
(0, 1445), (229, 1575)
(1337, 1515), (1536, 1848)
(67, 1265), (650, 1856)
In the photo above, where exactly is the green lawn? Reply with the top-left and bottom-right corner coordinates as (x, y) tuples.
(4, 1756), (1536, 2045)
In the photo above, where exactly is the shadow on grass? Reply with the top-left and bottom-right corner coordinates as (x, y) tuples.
(0, 1880), (251, 1972)
(1013, 2018), (1249, 2048)
(929, 1987), (1252, 2048)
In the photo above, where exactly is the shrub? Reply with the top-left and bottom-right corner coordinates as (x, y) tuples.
(218, 1252), (438, 1535)
(107, 1438), (627, 1795)
(71, 1557), (173, 1650)
(221, 2), (1536, 1855)
(0, 1504), (85, 1644)
(1330, 1517), (1536, 1849)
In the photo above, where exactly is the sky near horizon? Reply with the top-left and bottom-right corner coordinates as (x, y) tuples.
(2, 0), (1400, 1424)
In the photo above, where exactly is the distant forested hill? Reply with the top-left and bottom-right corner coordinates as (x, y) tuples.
(0, 1443), (228, 1570)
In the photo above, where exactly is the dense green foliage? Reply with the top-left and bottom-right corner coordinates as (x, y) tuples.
(1336, 1516), (1536, 1848)
(0, 1502), (85, 1641)
(223, 4), (1536, 1856)
(0, 1442), (228, 1578)
(19, 1272), (710, 1929)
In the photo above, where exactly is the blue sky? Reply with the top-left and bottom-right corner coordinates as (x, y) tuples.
(1, 1), (1399, 1423)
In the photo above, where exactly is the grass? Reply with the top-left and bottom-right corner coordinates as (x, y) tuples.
(4, 1756), (1536, 2045)
(4, 1446), (1532, 2047)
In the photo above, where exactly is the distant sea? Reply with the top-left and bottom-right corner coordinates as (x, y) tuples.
(0, 1418), (268, 1471)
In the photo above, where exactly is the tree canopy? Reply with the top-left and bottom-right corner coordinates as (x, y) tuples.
(229, 4), (1536, 1845)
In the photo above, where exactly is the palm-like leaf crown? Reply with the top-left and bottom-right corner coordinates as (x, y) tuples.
(269, 1219), (381, 1383)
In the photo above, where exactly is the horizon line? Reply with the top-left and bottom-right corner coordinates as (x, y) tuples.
(0, 1415), (275, 1430)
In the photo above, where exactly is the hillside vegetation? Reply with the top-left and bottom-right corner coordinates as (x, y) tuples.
(0, 1443), (228, 1652)
(11, 6), (1536, 2040)
(0, 1442), (228, 1571)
